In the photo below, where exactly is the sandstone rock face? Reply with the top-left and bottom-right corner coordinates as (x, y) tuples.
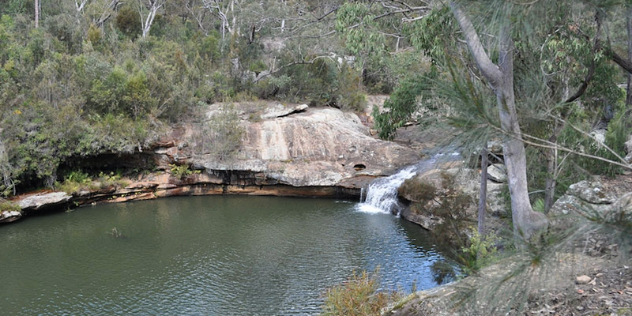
(189, 105), (420, 188)
(6, 103), (422, 220)
(398, 163), (508, 232)
(549, 180), (631, 230)
(18, 192), (71, 212)
(567, 180), (617, 204)
(260, 103), (308, 119)
(550, 181), (614, 219)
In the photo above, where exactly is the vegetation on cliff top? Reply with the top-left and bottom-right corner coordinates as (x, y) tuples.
(0, 0), (387, 195)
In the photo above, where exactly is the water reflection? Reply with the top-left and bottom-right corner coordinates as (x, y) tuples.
(0, 196), (456, 315)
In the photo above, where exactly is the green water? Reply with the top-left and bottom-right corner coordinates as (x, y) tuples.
(0, 196), (455, 315)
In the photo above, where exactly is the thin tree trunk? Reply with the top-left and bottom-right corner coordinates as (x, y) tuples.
(626, 4), (632, 107)
(544, 145), (557, 213)
(478, 148), (488, 235)
(35, 0), (39, 28)
(450, 2), (548, 240)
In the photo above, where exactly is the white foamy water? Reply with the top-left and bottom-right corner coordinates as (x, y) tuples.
(357, 166), (419, 215)
(358, 152), (458, 215)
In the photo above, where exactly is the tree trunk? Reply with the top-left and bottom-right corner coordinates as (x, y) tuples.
(478, 148), (488, 235)
(626, 4), (632, 107)
(450, 2), (548, 240)
(544, 144), (557, 213)
(35, 0), (39, 28)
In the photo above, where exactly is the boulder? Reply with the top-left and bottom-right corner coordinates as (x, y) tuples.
(487, 163), (507, 183)
(0, 210), (22, 223)
(487, 182), (508, 217)
(18, 192), (71, 212)
(398, 167), (479, 231)
(567, 180), (616, 204)
(549, 180), (623, 230)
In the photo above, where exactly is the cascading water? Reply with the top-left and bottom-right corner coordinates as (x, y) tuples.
(358, 153), (458, 215)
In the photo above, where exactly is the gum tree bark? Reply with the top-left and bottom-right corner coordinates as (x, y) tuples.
(35, 0), (39, 28)
(139, 0), (165, 38)
(450, 2), (548, 240)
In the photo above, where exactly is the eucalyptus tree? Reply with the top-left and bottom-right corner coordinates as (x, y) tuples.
(338, 0), (626, 241)
(337, 1), (556, 239)
(137, 0), (165, 38)
(34, 0), (39, 27)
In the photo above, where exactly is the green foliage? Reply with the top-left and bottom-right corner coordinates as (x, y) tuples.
(373, 73), (434, 140)
(248, 60), (267, 75)
(122, 71), (155, 119)
(321, 269), (398, 316)
(55, 170), (93, 194)
(556, 95), (629, 178)
(0, 0), (29, 15)
(0, 199), (21, 212)
(116, 6), (142, 39)
(532, 198), (545, 213)
(194, 104), (244, 161)
(335, 3), (387, 58)
(87, 24), (102, 46)
(404, 6), (457, 63)
(88, 66), (127, 114)
(97, 171), (128, 189)
(169, 164), (199, 179)
(460, 229), (500, 274)
(55, 170), (129, 193)
(335, 64), (367, 112)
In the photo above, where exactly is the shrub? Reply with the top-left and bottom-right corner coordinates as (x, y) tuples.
(194, 104), (244, 160)
(460, 228), (499, 274)
(55, 170), (93, 194)
(0, 199), (20, 212)
(321, 269), (398, 316)
(169, 164), (198, 179)
(335, 64), (366, 112)
(97, 171), (129, 188)
(116, 6), (141, 39)
(87, 24), (102, 46)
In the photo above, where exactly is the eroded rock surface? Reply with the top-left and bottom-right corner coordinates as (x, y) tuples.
(398, 162), (507, 233)
(18, 192), (71, 212)
(183, 104), (420, 189)
(550, 179), (632, 230)
(0, 210), (21, 223)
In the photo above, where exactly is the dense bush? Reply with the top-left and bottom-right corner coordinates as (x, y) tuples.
(116, 6), (142, 39)
(321, 270), (399, 316)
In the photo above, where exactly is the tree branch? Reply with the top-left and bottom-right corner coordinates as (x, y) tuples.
(565, 11), (602, 103)
(449, 1), (503, 87)
(607, 47), (632, 73)
(490, 124), (631, 170)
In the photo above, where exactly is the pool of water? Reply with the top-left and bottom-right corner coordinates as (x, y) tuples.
(0, 196), (456, 315)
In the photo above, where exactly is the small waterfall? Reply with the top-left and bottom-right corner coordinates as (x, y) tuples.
(358, 153), (458, 215)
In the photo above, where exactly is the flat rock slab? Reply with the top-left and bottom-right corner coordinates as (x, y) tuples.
(0, 210), (22, 223)
(19, 192), (71, 211)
